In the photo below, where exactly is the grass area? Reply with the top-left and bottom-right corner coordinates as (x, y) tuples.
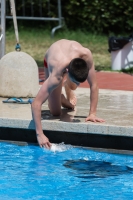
(6, 27), (112, 70)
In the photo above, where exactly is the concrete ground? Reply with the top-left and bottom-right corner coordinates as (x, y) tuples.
(0, 70), (133, 150)
(0, 87), (133, 136)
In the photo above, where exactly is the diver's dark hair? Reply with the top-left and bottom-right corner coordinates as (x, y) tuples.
(68, 58), (89, 82)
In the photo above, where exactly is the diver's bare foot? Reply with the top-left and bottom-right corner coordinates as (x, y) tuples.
(61, 94), (74, 109)
(64, 82), (77, 106)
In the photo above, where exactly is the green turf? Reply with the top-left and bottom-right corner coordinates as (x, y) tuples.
(5, 26), (118, 71)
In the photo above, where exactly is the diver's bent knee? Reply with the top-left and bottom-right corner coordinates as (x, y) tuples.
(51, 110), (61, 116)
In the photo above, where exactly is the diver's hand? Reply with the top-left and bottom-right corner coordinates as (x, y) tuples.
(85, 114), (105, 123)
(36, 133), (51, 149)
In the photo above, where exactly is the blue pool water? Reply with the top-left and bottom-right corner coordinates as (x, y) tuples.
(0, 142), (133, 200)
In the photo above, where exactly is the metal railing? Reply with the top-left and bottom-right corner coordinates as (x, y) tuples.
(0, 0), (64, 58)
(6, 0), (64, 37)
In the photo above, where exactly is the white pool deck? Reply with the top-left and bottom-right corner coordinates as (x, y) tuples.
(0, 87), (133, 139)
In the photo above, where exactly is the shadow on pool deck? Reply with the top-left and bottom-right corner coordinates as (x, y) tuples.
(0, 85), (133, 151)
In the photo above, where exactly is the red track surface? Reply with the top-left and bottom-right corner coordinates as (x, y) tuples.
(39, 68), (133, 91)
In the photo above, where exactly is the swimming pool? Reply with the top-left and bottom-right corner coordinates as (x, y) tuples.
(0, 141), (133, 200)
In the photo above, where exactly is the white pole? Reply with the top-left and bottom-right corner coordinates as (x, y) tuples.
(0, 0), (6, 59)
(10, 0), (19, 44)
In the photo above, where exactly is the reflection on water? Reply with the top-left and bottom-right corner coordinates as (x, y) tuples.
(64, 159), (133, 179)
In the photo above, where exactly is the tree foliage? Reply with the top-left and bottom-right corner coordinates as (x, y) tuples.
(63, 0), (133, 34)
(7, 0), (133, 34)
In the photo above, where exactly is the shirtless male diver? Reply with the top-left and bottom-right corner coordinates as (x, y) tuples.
(31, 39), (105, 149)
